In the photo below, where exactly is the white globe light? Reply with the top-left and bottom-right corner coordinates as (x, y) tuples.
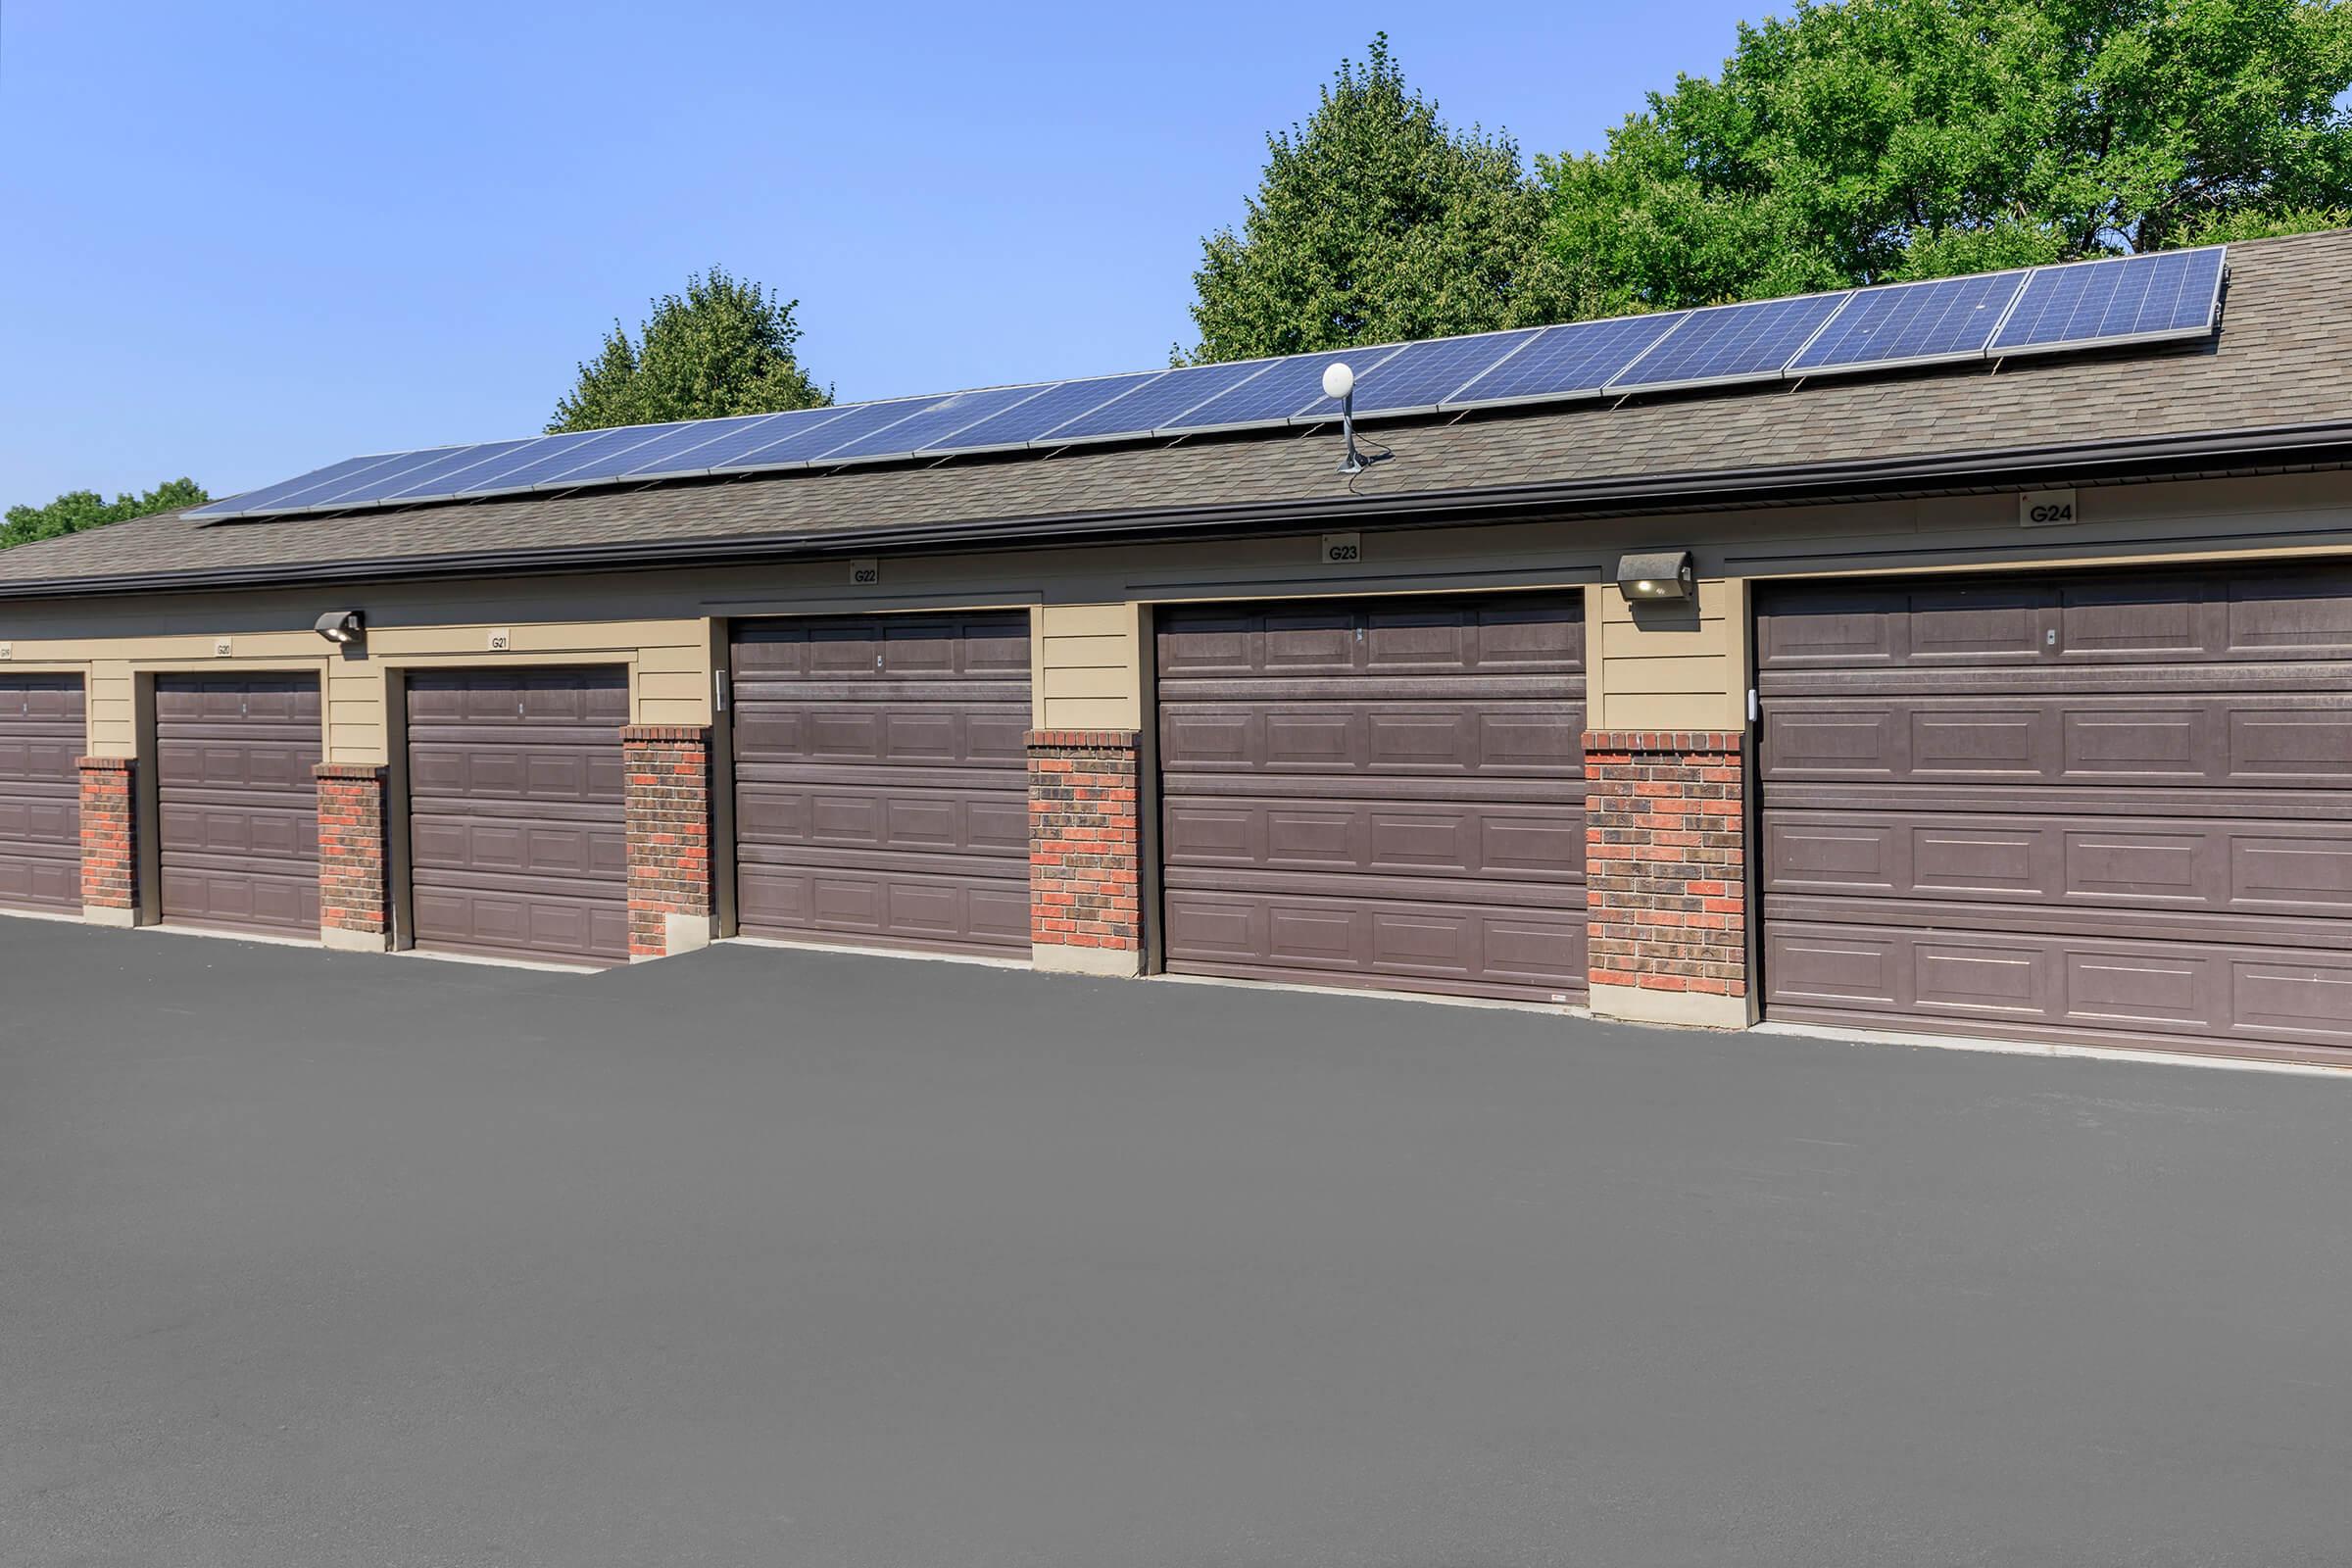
(1321, 362), (1355, 401)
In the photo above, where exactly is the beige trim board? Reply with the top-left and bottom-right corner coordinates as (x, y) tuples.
(1032, 941), (1142, 978)
(1590, 981), (1752, 1030)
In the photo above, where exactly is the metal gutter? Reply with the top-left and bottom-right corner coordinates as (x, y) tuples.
(7, 416), (2352, 602)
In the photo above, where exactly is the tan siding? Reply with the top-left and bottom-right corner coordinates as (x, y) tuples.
(1034, 603), (1144, 730)
(0, 617), (710, 764)
(1591, 578), (1747, 732)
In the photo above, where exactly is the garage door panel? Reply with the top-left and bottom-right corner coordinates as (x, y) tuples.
(1770, 920), (2352, 1054)
(406, 669), (628, 965)
(1163, 888), (1585, 1004)
(155, 676), (320, 938)
(1761, 564), (2352, 1061)
(1158, 593), (1585, 1003)
(0, 676), (82, 914)
(732, 612), (1031, 956)
(737, 863), (1028, 954)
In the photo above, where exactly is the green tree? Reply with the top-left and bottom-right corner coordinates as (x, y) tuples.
(2, 477), (209, 552)
(550, 268), (830, 432)
(1184, 35), (1581, 363)
(1542, 0), (2352, 313)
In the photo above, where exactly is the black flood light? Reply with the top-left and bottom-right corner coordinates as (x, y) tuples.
(314, 610), (366, 644)
(1616, 552), (1696, 603)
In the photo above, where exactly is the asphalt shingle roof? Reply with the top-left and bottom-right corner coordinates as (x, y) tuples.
(8, 229), (2350, 593)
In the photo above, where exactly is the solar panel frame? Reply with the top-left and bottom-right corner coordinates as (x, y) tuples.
(1784, 270), (2032, 378)
(1443, 313), (1692, 411)
(918, 371), (1169, 455)
(1292, 329), (1543, 422)
(1603, 291), (1852, 395)
(1987, 246), (2227, 358)
(1162, 347), (1406, 435)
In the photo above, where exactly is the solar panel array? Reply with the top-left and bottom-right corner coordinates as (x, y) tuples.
(188, 246), (2228, 521)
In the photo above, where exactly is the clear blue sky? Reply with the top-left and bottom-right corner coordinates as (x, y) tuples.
(0, 1), (1765, 506)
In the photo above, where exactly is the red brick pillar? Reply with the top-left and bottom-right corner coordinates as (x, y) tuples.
(77, 757), (137, 926)
(1026, 729), (1142, 976)
(315, 763), (390, 951)
(1583, 730), (1751, 1028)
(621, 725), (714, 961)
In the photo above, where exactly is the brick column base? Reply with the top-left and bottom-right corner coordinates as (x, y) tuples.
(77, 757), (137, 927)
(622, 725), (714, 961)
(316, 764), (391, 952)
(1026, 729), (1142, 977)
(1584, 730), (1751, 1029)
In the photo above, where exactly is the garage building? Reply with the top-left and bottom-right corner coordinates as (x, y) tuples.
(3, 230), (2349, 1066)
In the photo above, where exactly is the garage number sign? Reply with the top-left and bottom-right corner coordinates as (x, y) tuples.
(2020, 488), (2079, 526)
(851, 559), (880, 586)
(486, 628), (512, 653)
(1323, 532), (1362, 565)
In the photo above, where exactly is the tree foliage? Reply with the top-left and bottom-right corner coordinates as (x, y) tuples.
(1184, 35), (1578, 362)
(2, 477), (209, 552)
(1543, 0), (2352, 313)
(550, 268), (829, 432)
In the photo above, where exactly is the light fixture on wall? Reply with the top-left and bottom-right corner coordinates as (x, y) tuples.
(1321, 362), (1392, 476)
(314, 610), (366, 644)
(1616, 552), (1697, 603)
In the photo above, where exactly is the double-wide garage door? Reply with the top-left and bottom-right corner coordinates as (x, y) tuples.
(0, 676), (85, 914)
(407, 669), (629, 965)
(1157, 593), (1588, 1003)
(1760, 564), (2352, 1062)
(731, 613), (1031, 956)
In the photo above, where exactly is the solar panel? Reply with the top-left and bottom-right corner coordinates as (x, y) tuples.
(429, 429), (631, 495)
(1990, 246), (2226, 355)
(375, 439), (544, 502)
(294, 444), (503, 510)
(1606, 292), (1849, 394)
(186, 248), (2231, 521)
(922, 371), (1165, 452)
(609, 412), (808, 477)
(1446, 313), (1690, 408)
(1298, 329), (1540, 419)
(187, 451), (416, 520)
(819, 385), (1056, 462)
(712, 397), (932, 470)
(1788, 270), (2029, 376)
(1165, 348), (1404, 432)
(1040, 360), (1275, 443)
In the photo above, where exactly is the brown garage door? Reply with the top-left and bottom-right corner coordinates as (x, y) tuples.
(731, 613), (1031, 956)
(1759, 564), (2352, 1063)
(406, 668), (629, 965)
(1157, 593), (1588, 1004)
(0, 676), (85, 914)
(155, 674), (321, 936)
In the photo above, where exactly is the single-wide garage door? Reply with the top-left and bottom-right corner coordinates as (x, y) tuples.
(406, 669), (629, 965)
(1759, 564), (2352, 1063)
(156, 674), (321, 936)
(731, 613), (1031, 956)
(0, 675), (85, 913)
(1157, 593), (1588, 1003)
